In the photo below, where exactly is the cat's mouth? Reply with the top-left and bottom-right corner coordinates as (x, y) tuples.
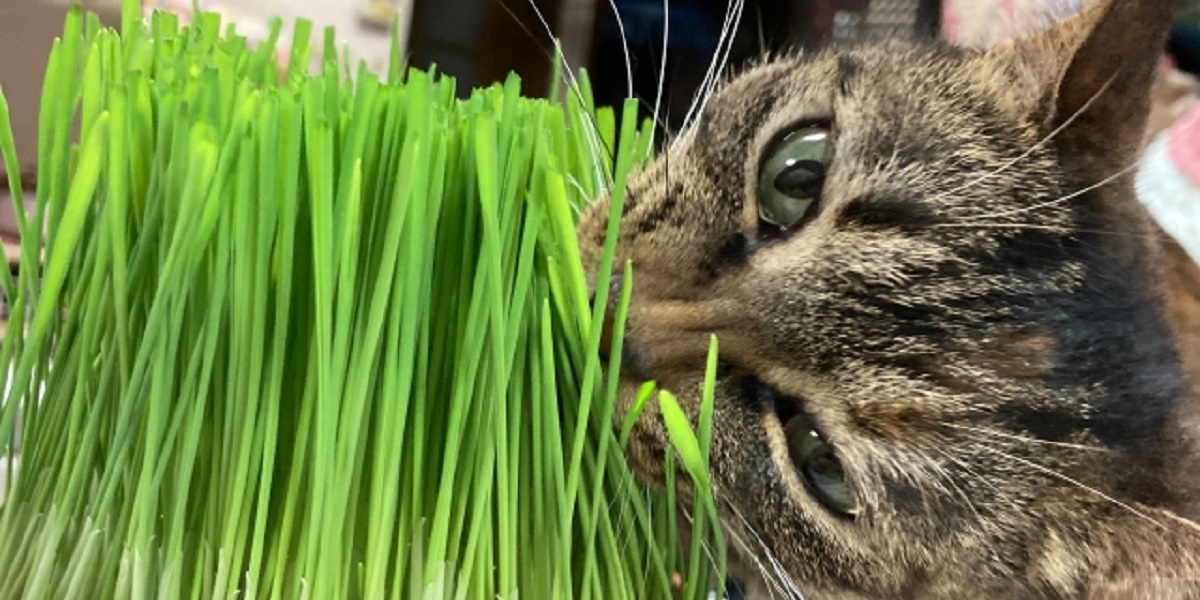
(626, 421), (698, 496)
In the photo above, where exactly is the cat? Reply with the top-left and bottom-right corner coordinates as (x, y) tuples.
(577, 0), (1200, 597)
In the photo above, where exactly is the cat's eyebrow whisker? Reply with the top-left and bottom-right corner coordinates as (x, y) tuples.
(602, 0), (635, 101)
(972, 442), (1167, 530)
(938, 73), (1200, 224)
(942, 423), (1107, 452)
(932, 447), (1004, 495)
(925, 72), (1118, 205)
(648, 0), (668, 143)
(676, 0), (746, 147)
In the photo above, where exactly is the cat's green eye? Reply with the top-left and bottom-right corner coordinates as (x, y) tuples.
(784, 415), (859, 517)
(757, 126), (830, 229)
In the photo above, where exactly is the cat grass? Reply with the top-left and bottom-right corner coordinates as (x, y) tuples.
(0, 1), (725, 598)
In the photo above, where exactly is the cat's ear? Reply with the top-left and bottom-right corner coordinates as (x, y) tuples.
(991, 0), (1176, 164)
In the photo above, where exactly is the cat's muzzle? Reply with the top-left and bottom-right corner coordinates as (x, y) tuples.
(595, 271), (650, 377)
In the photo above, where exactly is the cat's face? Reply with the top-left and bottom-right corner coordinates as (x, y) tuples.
(578, 1), (1200, 598)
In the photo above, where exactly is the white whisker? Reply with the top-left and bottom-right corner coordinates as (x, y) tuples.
(677, 0), (746, 148)
(650, 0), (669, 143)
(926, 72), (1118, 205)
(930, 222), (1071, 233)
(928, 448), (985, 522)
(520, 0), (614, 190)
(974, 442), (1166, 529)
(943, 423), (1106, 452)
(721, 525), (784, 600)
(602, 0), (635, 101)
(927, 222), (1165, 244)
(963, 158), (1141, 221)
(725, 500), (806, 600)
(680, 505), (729, 595)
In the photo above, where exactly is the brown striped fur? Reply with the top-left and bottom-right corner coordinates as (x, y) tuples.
(579, 0), (1200, 597)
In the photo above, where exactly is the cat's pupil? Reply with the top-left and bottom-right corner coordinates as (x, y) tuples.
(804, 452), (842, 486)
(774, 159), (825, 199)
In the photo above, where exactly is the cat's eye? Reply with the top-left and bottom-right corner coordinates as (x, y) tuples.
(757, 126), (830, 230)
(784, 414), (858, 517)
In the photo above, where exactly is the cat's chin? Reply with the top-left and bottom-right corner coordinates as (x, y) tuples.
(621, 420), (698, 499)
(611, 376), (702, 497)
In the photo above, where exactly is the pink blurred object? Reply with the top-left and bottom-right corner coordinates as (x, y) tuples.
(941, 0), (1086, 45)
(1169, 103), (1200, 188)
(1139, 102), (1200, 265)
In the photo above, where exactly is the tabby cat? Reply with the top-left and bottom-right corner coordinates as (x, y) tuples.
(577, 0), (1200, 597)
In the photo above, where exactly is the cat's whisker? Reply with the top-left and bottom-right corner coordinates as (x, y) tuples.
(754, 3), (768, 56)
(725, 500), (807, 600)
(601, 0), (635, 101)
(929, 222), (1168, 241)
(608, 484), (640, 559)
(943, 423), (1107, 452)
(972, 442), (1167, 530)
(927, 448), (985, 523)
(720, 525), (787, 600)
(930, 222), (1072, 233)
(926, 72), (1118, 205)
(512, 0), (580, 97)
(491, 0), (554, 57)
(676, 0), (746, 147)
(648, 0), (668, 143)
(966, 158), (1142, 221)
(514, 0), (618, 191)
(721, 501), (791, 599)
(951, 90), (1200, 223)
(679, 505), (732, 595)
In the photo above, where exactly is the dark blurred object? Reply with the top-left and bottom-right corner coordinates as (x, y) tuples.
(407, 0), (567, 97)
(1171, 22), (1200, 77)
(588, 0), (940, 138)
(474, 0), (562, 95)
(1, 0), (118, 257)
(0, 1), (121, 181)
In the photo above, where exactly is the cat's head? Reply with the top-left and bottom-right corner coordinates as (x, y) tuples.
(578, 0), (1200, 597)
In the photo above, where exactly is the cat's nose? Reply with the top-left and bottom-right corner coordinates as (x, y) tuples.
(596, 273), (624, 359)
(594, 272), (651, 378)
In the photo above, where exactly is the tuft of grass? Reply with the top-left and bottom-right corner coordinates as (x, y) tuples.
(0, 1), (725, 598)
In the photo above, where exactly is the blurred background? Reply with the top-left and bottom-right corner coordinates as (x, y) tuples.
(1, 0), (1198, 187)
